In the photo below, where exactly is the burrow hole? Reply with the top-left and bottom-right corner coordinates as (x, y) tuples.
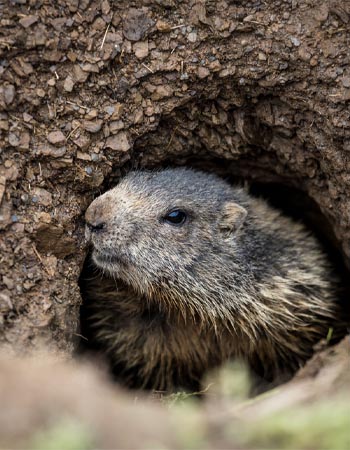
(78, 154), (349, 391)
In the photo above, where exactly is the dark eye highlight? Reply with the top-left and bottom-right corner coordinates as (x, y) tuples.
(163, 209), (187, 226)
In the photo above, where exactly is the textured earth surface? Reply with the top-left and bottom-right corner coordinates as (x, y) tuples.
(0, 0), (350, 447)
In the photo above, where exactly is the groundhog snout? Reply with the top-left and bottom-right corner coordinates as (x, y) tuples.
(85, 197), (111, 236)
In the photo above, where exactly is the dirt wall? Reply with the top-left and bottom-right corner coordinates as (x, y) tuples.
(1, 0), (350, 353)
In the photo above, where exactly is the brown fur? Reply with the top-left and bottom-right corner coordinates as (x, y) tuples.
(82, 168), (347, 391)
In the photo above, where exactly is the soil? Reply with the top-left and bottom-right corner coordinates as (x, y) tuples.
(0, 0), (350, 447)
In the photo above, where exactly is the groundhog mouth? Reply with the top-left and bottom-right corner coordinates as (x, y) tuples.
(92, 250), (127, 267)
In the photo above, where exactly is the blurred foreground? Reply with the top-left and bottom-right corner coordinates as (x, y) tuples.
(0, 338), (349, 449)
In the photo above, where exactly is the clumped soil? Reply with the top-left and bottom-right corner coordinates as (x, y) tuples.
(0, 0), (350, 447)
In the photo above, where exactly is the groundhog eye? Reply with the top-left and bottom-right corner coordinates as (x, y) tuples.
(163, 209), (187, 226)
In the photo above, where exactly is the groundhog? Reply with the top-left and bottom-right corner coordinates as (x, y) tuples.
(82, 168), (346, 392)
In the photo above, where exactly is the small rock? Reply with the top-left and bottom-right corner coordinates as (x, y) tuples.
(0, 120), (9, 131)
(81, 63), (99, 73)
(198, 67), (210, 79)
(151, 85), (173, 100)
(123, 8), (155, 42)
(104, 105), (115, 116)
(83, 120), (103, 133)
(37, 212), (52, 224)
(92, 17), (106, 31)
(36, 143), (66, 158)
(8, 133), (20, 147)
(4, 85), (15, 105)
(19, 15), (38, 28)
(2, 276), (14, 290)
(187, 32), (197, 43)
(11, 57), (33, 77)
(23, 112), (33, 122)
(258, 52), (267, 61)
(243, 15), (255, 23)
(109, 120), (125, 133)
(91, 153), (100, 162)
(0, 292), (13, 312)
(32, 188), (53, 207)
(77, 151), (92, 161)
(85, 109), (98, 120)
(36, 88), (46, 98)
(105, 131), (130, 152)
(47, 131), (66, 146)
(133, 110), (143, 124)
(156, 19), (171, 32)
(101, 0), (110, 15)
(73, 134), (90, 150)
(310, 56), (318, 66)
(298, 47), (311, 62)
(133, 41), (149, 59)
(342, 77), (350, 88)
(73, 64), (89, 83)
(290, 36), (301, 47)
(208, 59), (221, 72)
(63, 76), (74, 92)
(18, 132), (30, 150)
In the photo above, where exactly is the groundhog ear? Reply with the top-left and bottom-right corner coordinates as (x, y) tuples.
(218, 202), (247, 236)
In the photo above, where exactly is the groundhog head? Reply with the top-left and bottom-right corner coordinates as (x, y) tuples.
(85, 168), (247, 305)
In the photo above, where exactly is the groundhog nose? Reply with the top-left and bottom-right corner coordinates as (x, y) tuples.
(85, 201), (107, 233)
(86, 220), (106, 233)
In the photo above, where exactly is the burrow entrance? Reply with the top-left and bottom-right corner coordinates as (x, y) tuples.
(78, 105), (350, 390)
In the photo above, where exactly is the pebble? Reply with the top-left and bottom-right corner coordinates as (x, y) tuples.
(19, 15), (38, 28)
(47, 130), (66, 146)
(104, 105), (115, 116)
(73, 134), (90, 150)
(73, 65), (89, 83)
(63, 76), (74, 92)
(342, 77), (350, 88)
(23, 112), (33, 122)
(3, 85), (15, 105)
(0, 292), (13, 312)
(123, 8), (155, 42)
(290, 36), (301, 47)
(77, 151), (91, 161)
(133, 41), (149, 59)
(156, 20), (171, 32)
(188, 32), (197, 43)
(36, 143), (66, 158)
(197, 67), (210, 79)
(91, 153), (100, 162)
(8, 133), (20, 147)
(109, 120), (125, 133)
(83, 120), (103, 133)
(32, 188), (53, 207)
(105, 131), (130, 152)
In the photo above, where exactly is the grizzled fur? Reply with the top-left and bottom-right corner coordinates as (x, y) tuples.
(83, 168), (346, 391)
